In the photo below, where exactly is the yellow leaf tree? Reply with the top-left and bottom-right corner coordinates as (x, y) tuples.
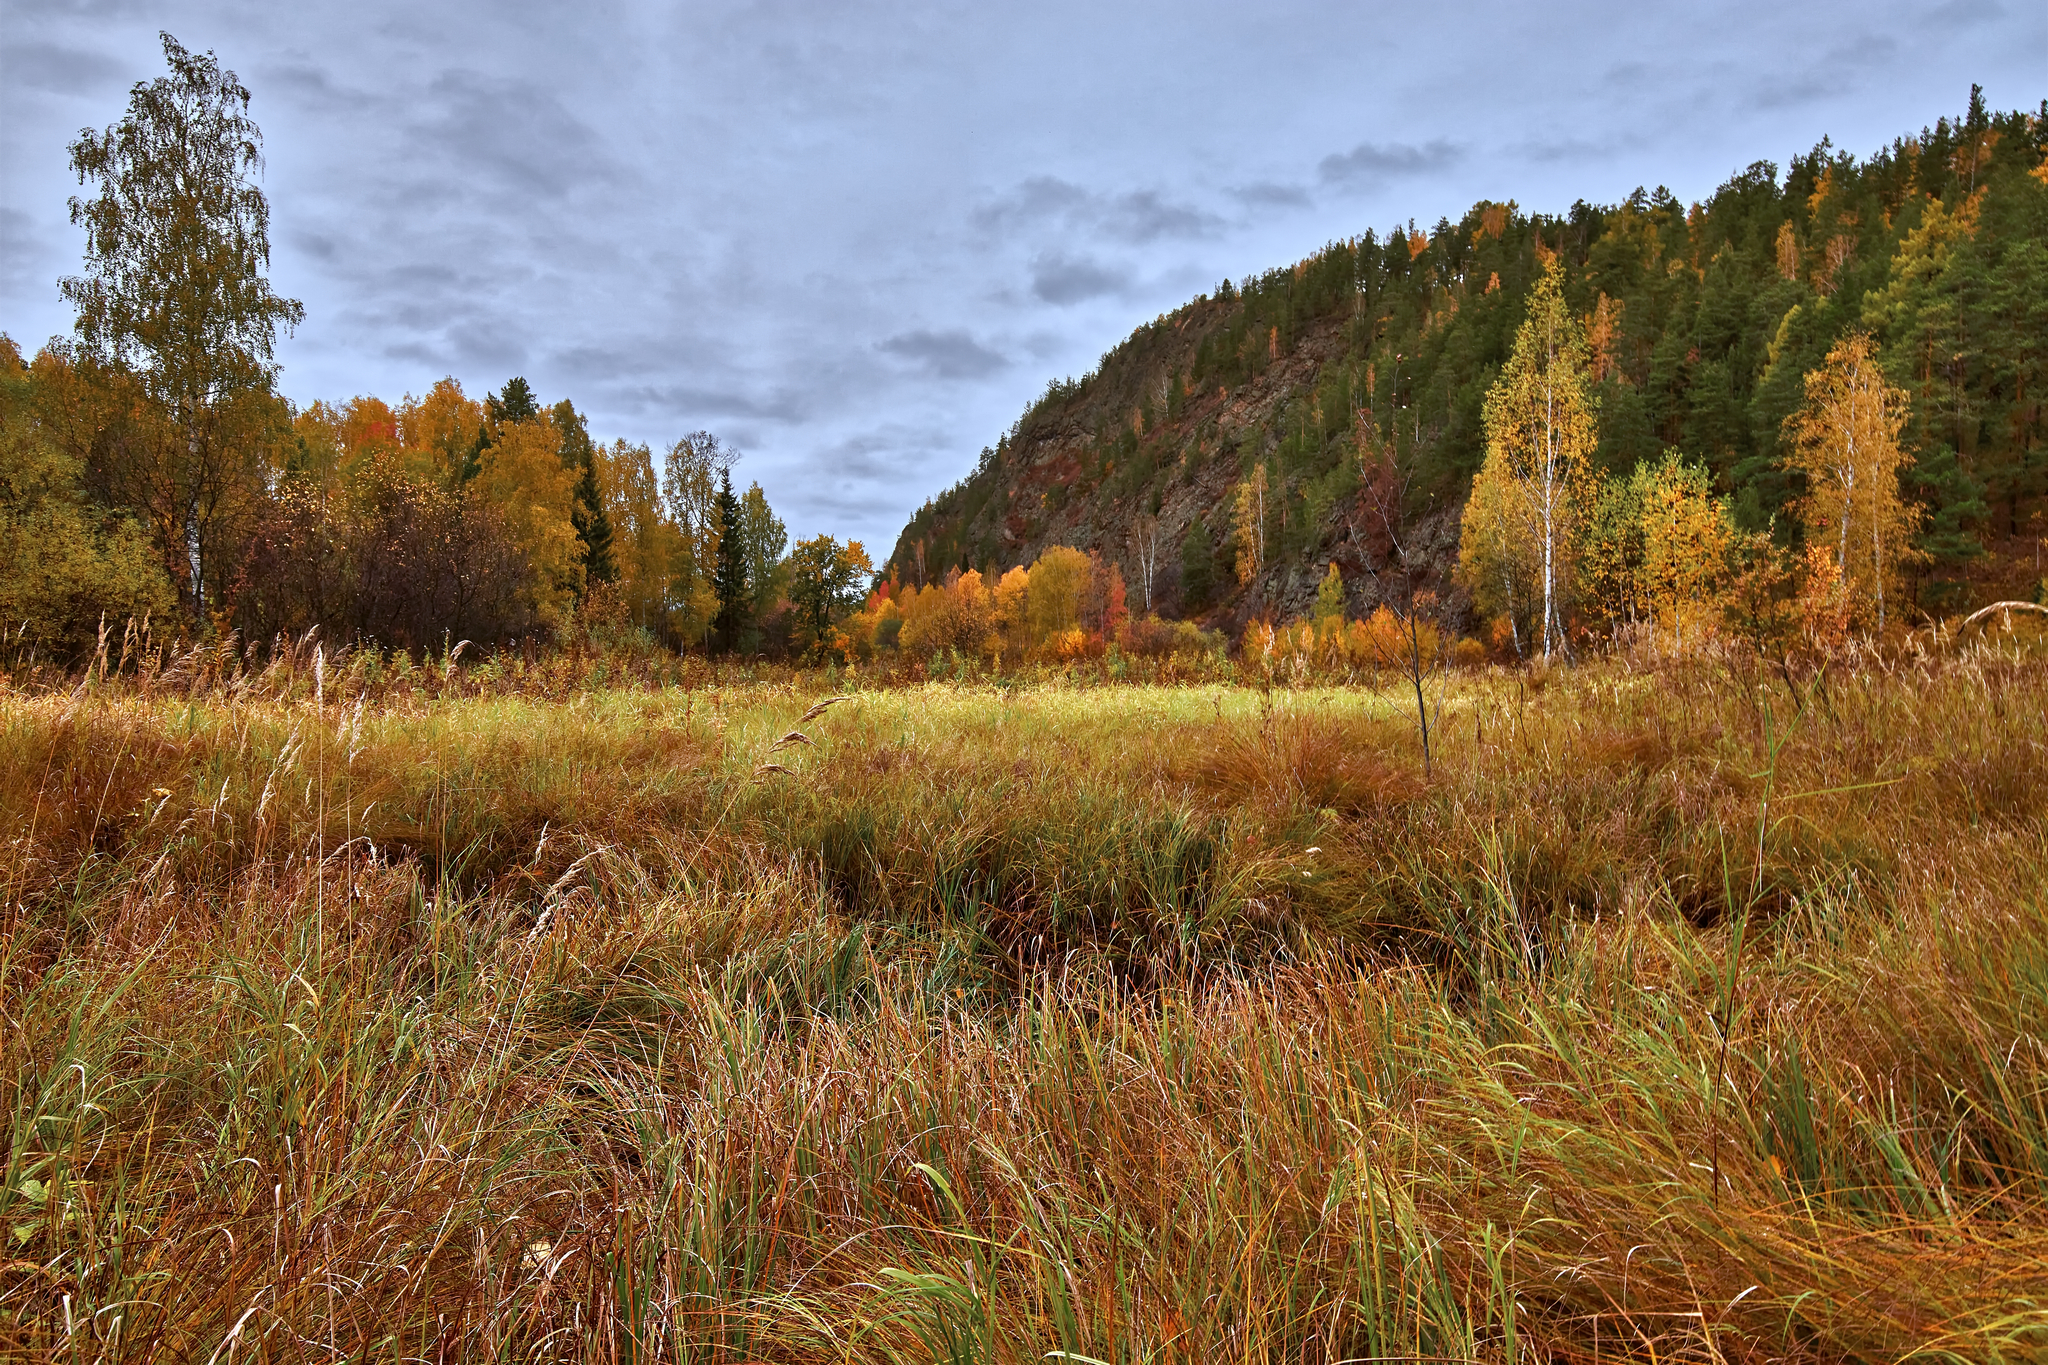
(1462, 256), (1598, 660)
(1232, 462), (1267, 586)
(1635, 454), (1734, 653)
(471, 410), (582, 630)
(1024, 546), (1090, 649)
(1782, 331), (1921, 632)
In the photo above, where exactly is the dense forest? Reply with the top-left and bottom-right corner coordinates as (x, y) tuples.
(889, 90), (2048, 634)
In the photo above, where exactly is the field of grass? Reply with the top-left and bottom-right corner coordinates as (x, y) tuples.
(4, 640), (2047, 1361)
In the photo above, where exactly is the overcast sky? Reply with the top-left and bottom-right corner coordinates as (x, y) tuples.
(3, 1), (2041, 551)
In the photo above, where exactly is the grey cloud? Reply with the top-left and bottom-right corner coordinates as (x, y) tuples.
(877, 328), (1007, 379)
(1109, 191), (1222, 242)
(974, 176), (1221, 244)
(774, 426), (964, 523)
(1517, 136), (1618, 164)
(6, 40), (129, 95)
(290, 228), (341, 261)
(262, 58), (370, 114)
(411, 70), (617, 199)
(1926, 0), (2002, 23)
(1318, 138), (1461, 186)
(1231, 180), (1313, 208)
(1754, 35), (1898, 109)
(552, 343), (640, 381)
(1029, 252), (1128, 306)
(0, 208), (54, 303)
(624, 382), (812, 425)
(971, 175), (1089, 229)
(3, 0), (151, 20)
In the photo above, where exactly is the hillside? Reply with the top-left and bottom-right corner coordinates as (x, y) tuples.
(887, 93), (2048, 633)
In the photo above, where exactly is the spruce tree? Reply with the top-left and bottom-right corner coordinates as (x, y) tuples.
(552, 400), (616, 585)
(487, 377), (540, 425)
(711, 466), (746, 650)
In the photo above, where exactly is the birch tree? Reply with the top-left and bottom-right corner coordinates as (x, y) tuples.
(1782, 331), (1921, 633)
(63, 33), (304, 623)
(1462, 257), (1597, 660)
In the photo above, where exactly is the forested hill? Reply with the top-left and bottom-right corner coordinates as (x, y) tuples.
(887, 94), (2048, 629)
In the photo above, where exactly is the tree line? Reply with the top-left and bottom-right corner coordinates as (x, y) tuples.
(1, 35), (873, 665)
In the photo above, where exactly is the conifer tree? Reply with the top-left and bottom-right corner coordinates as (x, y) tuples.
(711, 465), (746, 651)
(551, 400), (616, 585)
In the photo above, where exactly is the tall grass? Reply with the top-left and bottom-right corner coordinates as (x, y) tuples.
(2, 641), (2045, 1360)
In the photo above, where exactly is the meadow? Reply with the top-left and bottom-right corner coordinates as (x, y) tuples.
(3, 636), (2047, 1362)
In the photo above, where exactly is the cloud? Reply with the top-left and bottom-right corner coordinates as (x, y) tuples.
(1753, 35), (1898, 109)
(1516, 136), (1619, 164)
(973, 176), (1221, 244)
(0, 208), (58, 306)
(878, 328), (1007, 379)
(1029, 252), (1128, 305)
(1317, 138), (1461, 186)
(1108, 190), (1221, 242)
(1926, 0), (2003, 24)
(262, 58), (370, 115)
(1231, 180), (1313, 209)
(409, 69), (618, 200)
(5, 0), (151, 21)
(5, 39), (128, 95)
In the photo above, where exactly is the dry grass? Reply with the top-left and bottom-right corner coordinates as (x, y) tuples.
(2, 641), (2046, 1361)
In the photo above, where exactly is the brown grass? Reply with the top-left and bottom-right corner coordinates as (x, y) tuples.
(2, 641), (2046, 1360)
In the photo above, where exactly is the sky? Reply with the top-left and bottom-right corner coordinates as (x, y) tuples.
(3, 0), (2042, 554)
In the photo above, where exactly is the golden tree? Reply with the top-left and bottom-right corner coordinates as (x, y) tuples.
(1782, 331), (1921, 632)
(63, 35), (304, 623)
(471, 410), (582, 629)
(1232, 462), (1267, 586)
(1635, 454), (1734, 653)
(1461, 257), (1597, 660)
(1024, 546), (1090, 648)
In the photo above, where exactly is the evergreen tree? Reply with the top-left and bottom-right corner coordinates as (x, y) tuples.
(711, 465), (746, 650)
(551, 400), (616, 585)
(487, 377), (541, 425)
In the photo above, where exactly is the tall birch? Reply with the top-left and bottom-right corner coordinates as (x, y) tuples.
(1463, 257), (1597, 660)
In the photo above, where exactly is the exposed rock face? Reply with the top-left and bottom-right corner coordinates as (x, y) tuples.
(887, 295), (1468, 636)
